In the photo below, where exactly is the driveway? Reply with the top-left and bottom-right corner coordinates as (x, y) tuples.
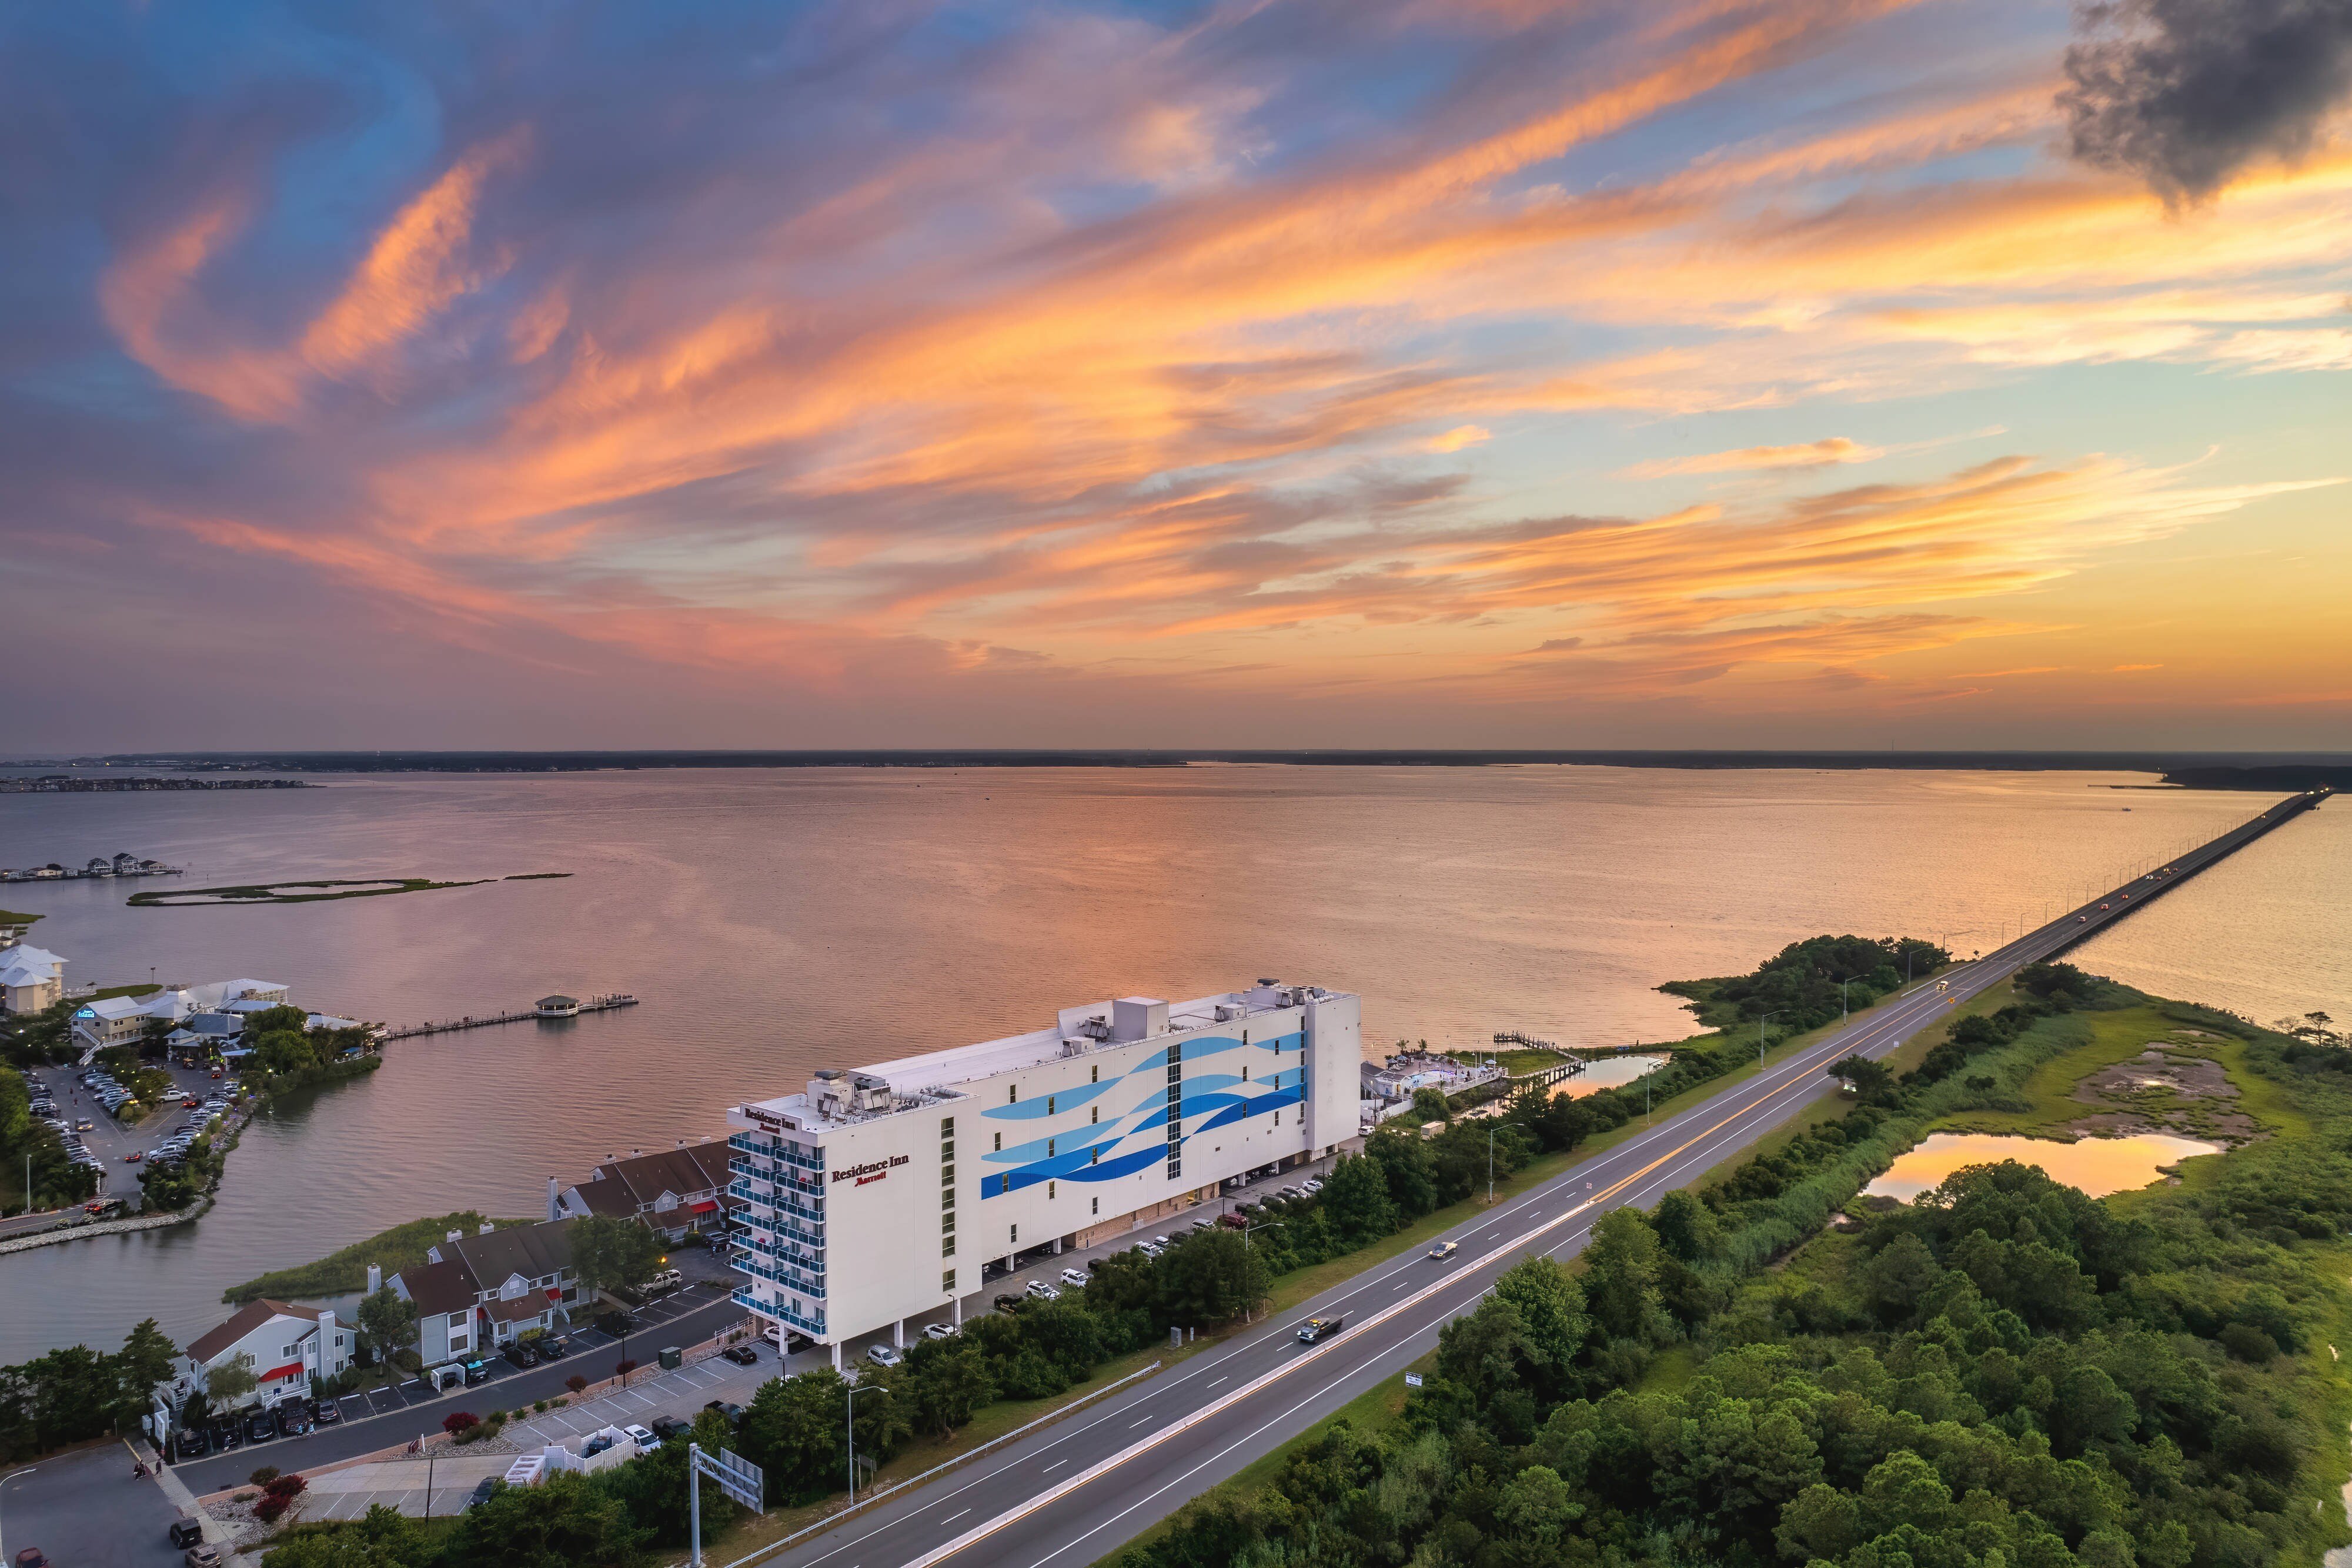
(0, 1441), (188, 1568)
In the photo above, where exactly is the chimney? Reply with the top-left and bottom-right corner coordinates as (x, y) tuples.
(446, 1229), (463, 1245)
(547, 1175), (560, 1224)
(478, 1221), (495, 1235)
(365, 1263), (382, 1294)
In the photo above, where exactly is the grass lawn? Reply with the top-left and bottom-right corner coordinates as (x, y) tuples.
(224, 1211), (539, 1302)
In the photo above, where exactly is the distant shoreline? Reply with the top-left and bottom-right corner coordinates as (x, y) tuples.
(5, 748), (2348, 784)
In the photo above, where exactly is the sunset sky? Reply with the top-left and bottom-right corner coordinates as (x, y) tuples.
(5, 0), (2348, 750)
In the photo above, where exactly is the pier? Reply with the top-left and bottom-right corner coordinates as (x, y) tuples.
(382, 992), (638, 1041)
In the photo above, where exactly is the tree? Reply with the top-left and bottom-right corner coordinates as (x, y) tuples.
(1318, 1154), (1398, 1249)
(1581, 1209), (1662, 1340)
(903, 1339), (997, 1436)
(1861, 1233), (1941, 1323)
(1651, 1190), (1718, 1263)
(439, 1469), (643, 1568)
(1487, 1256), (1588, 1388)
(1364, 1129), (1439, 1219)
(740, 1369), (853, 1504)
(1826, 1054), (1894, 1103)
(1409, 1086), (1452, 1123)
(1155, 1230), (1271, 1325)
(206, 1353), (259, 1407)
(254, 1503), (433, 1567)
(358, 1286), (419, 1367)
(570, 1215), (663, 1296)
(112, 1318), (178, 1430)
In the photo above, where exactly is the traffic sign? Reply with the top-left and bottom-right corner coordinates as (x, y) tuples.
(1404, 1373), (1423, 1388)
(696, 1444), (764, 1512)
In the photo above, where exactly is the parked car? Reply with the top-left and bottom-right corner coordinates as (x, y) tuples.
(312, 1398), (342, 1426)
(245, 1410), (277, 1443)
(171, 1426), (209, 1459)
(721, 1341), (760, 1364)
(1300, 1178), (1325, 1195)
(623, 1422), (662, 1452)
(503, 1342), (539, 1369)
(208, 1419), (243, 1452)
(462, 1359), (490, 1385)
(867, 1344), (903, 1368)
(1188, 1217), (1214, 1231)
(275, 1402), (312, 1437)
(1059, 1268), (1087, 1287)
(649, 1415), (691, 1441)
(169, 1519), (206, 1548)
(536, 1335), (570, 1360)
(922, 1323), (956, 1342)
(1025, 1280), (1061, 1301)
(183, 1544), (224, 1568)
(466, 1477), (502, 1510)
(993, 1293), (1024, 1313)
(704, 1400), (746, 1424)
(1136, 1241), (1164, 1258)
(643, 1268), (683, 1293)
(594, 1310), (634, 1337)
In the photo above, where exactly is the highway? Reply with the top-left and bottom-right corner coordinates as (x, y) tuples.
(745, 790), (2329, 1568)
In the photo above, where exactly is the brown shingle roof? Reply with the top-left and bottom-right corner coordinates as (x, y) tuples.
(398, 1258), (478, 1318)
(569, 1178), (639, 1218)
(443, 1218), (574, 1289)
(595, 1142), (727, 1210)
(186, 1298), (340, 1365)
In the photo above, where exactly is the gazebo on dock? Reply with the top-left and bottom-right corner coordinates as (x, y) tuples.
(536, 994), (582, 1018)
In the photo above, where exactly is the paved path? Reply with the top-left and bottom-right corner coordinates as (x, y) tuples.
(751, 790), (2328, 1568)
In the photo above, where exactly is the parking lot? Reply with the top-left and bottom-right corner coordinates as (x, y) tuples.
(26, 1056), (235, 1205)
(297, 1340), (783, 1521)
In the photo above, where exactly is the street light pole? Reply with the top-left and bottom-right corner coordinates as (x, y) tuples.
(1758, 1011), (1783, 1067)
(846, 1383), (877, 1503)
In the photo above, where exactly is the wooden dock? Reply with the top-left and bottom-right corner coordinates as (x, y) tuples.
(382, 993), (638, 1041)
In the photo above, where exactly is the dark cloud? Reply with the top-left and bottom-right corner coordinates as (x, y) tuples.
(2061, 0), (2352, 203)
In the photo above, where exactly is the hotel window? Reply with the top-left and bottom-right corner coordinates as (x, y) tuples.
(943, 1235), (956, 1258)
(1009, 1085), (1018, 1104)
(941, 1116), (954, 1138)
(1011, 1225), (1018, 1245)
(1091, 1065), (1099, 1083)
(1242, 1065), (1248, 1082)
(1090, 1148), (1099, 1165)
(1048, 1138), (1056, 1157)
(1091, 1196), (1099, 1215)
(1048, 1181), (1056, 1199)
(943, 1211), (956, 1232)
(994, 1132), (1002, 1152)
(943, 1189), (955, 1210)
(1091, 1106), (1099, 1125)
(944, 1269), (957, 1292)
(942, 1164), (955, 1185)
(1048, 1096), (1056, 1115)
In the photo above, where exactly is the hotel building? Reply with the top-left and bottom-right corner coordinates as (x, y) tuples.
(725, 979), (1361, 1365)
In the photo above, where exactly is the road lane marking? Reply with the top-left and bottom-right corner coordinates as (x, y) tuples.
(1207, 1376), (1227, 1389)
(943, 1510), (969, 1524)
(1042, 1459), (1065, 1472)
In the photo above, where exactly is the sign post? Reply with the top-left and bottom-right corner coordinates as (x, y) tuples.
(687, 1442), (765, 1567)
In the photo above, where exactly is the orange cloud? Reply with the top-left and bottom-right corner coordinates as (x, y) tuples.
(1619, 436), (1881, 477)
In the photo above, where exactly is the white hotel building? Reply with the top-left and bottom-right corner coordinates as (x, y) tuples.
(725, 980), (1361, 1364)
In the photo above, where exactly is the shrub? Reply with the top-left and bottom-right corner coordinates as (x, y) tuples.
(248, 1466), (280, 1486)
(253, 1494), (290, 1523)
(534, 1399), (548, 1413)
(565, 1373), (588, 1393)
(614, 1359), (637, 1378)
(263, 1473), (306, 1499)
(442, 1410), (479, 1435)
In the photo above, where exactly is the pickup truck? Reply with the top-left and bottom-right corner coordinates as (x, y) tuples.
(1296, 1315), (1346, 1345)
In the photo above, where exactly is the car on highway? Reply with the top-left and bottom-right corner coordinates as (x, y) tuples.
(1059, 1267), (1087, 1287)
(922, 1323), (956, 1342)
(722, 1341), (760, 1363)
(1025, 1279), (1061, 1301)
(1428, 1241), (1458, 1261)
(1296, 1315), (1346, 1344)
(2099, 901), (2110, 909)
(2078, 915), (2087, 923)
(623, 1422), (662, 1452)
(867, 1344), (903, 1368)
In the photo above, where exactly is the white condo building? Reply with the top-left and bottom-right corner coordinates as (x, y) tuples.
(726, 979), (1361, 1362)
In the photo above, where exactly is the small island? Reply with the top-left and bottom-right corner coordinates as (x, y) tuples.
(128, 874), (568, 907)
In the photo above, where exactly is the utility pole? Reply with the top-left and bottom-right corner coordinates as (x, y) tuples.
(1758, 1011), (1782, 1066)
(1486, 1128), (1495, 1206)
(846, 1382), (877, 1502)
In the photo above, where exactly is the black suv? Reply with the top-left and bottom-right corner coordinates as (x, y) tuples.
(536, 1335), (569, 1360)
(503, 1342), (539, 1369)
(594, 1310), (633, 1337)
(246, 1410), (278, 1443)
(649, 1415), (691, 1442)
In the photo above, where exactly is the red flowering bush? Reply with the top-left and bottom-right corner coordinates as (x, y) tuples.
(263, 1474), (306, 1499)
(442, 1410), (479, 1435)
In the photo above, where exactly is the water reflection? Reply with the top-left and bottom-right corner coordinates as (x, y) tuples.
(1561, 1055), (1668, 1096)
(1863, 1131), (2221, 1202)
